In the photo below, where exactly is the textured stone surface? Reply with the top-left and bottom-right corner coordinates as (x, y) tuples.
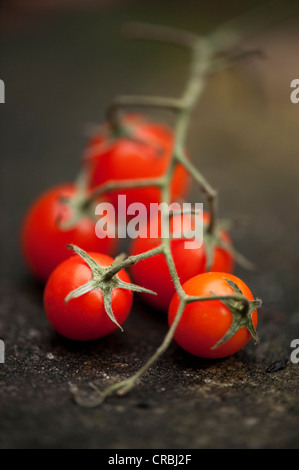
(0, 0), (298, 449)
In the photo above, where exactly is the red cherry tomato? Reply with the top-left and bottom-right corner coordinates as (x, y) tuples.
(44, 252), (133, 341)
(84, 114), (189, 212)
(21, 184), (117, 282)
(168, 272), (258, 359)
(129, 211), (234, 311)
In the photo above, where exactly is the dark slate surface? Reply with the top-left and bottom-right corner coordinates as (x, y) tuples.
(0, 0), (298, 449)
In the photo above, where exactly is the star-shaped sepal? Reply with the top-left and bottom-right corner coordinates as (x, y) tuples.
(211, 278), (262, 350)
(64, 244), (157, 331)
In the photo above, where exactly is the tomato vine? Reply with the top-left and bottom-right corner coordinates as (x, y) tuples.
(58, 20), (266, 407)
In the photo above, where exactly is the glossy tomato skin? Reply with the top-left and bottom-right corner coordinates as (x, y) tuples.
(129, 212), (234, 311)
(44, 252), (133, 341)
(85, 114), (189, 211)
(21, 184), (117, 282)
(168, 272), (258, 359)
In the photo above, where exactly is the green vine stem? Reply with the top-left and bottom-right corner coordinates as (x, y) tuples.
(66, 14), (275, 405)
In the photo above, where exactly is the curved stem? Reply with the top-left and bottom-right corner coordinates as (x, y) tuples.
(106, 95), (183, 123)
(86, 176), (165, 205)
(175, 150), (217, 235)
(116, 300), (187, 396)
(122, 22), (200, 48)
(102, 245), (163, 281)
(70, 18), (265, 406)
(186, 293), (249, 306)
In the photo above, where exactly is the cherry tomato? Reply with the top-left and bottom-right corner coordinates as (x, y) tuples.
(168, 272), (258, 359)
(129, 211), (234, 311)
(44, 252), (133, 341)
(21, 184), (117, 282)
(84, 114), (189, 212)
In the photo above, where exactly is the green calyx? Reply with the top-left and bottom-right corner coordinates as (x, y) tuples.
(58, 116), (167, 233)
(211, 278), (262, 350)
(64, 245), (156, 331)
